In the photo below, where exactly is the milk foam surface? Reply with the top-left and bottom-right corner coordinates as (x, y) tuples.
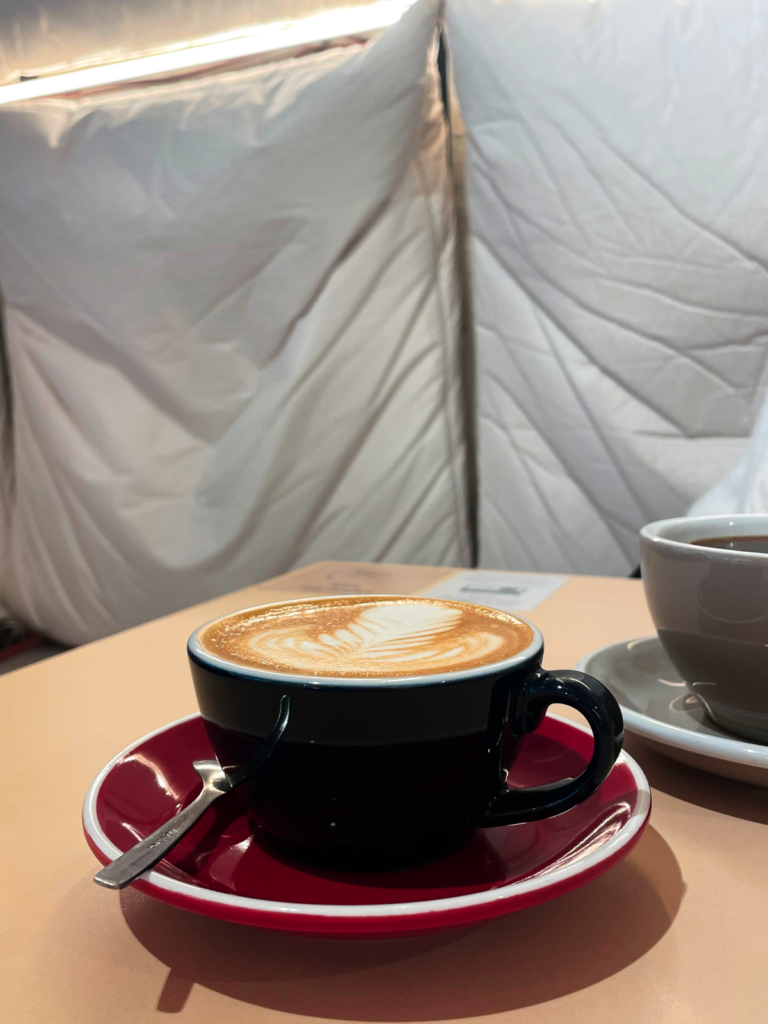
(199, 596), (534, 678)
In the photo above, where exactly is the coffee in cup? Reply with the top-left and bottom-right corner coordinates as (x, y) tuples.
(189, 595), (623, 871)
(198, 596), (534, 677)
(641, 514), (768, 743)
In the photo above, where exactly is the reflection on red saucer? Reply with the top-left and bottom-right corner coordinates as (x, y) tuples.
(84, 714), (650, 938)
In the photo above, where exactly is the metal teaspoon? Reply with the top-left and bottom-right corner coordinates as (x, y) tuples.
(93, 695), (290, 890)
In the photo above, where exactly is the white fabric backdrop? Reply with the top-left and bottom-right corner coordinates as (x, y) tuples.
(0, 0), (469, 645)
(690, 391), (768, 516)
(446, 0), (768, 574)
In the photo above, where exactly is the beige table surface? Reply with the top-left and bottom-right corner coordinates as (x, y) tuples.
(2, 561), (766, 1024)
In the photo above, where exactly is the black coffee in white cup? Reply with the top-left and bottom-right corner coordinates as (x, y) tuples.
(641, 514), (768, 743)
(188, 595), (623, 871)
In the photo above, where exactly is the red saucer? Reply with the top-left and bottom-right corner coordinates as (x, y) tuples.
(84, 713), (650, 938)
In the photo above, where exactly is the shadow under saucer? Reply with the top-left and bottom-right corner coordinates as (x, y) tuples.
(121, 824), (683, 1020)
(624, 734), (768, 826)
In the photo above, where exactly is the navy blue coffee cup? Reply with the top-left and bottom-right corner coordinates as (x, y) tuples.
(188, 597), (624, 871)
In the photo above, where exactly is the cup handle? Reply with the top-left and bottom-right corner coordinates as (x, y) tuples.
(476, 670), (624, 826)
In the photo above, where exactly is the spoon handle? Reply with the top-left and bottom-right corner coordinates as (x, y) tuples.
(93, 784), (224, 890)
(93, 695), (291, 891)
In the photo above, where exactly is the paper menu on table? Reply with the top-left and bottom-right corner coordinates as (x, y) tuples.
(422, 571), (568, 612)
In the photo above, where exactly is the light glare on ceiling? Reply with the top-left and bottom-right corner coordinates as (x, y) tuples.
(0, 0), (414, 106)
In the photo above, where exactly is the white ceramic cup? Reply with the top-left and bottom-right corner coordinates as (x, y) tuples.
(640, 513), (768, 743)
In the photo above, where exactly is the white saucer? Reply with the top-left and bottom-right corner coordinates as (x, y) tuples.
(577, 636), (768, 788)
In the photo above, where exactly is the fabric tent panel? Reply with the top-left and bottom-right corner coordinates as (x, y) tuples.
(446, 0), (768, 574)
(0, 0), (469, 644)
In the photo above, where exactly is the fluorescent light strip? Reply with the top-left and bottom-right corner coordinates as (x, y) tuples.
(0, 0), (413, 106)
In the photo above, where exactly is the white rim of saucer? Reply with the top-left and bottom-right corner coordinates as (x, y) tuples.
(82, 713), (650, 920)
(577, 639), (768, 769)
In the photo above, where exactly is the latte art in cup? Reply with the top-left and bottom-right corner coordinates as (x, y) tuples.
(199, 596), (534, 678)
